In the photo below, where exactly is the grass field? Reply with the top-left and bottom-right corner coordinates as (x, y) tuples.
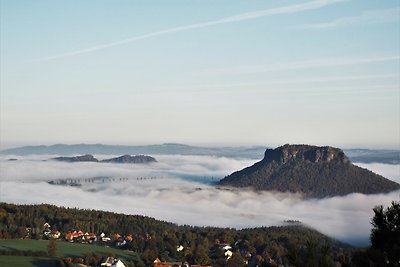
(0, 255), (56, 267)
(0, 239), (137, 266)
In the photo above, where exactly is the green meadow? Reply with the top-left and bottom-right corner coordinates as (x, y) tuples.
(0, 239), (137, 267)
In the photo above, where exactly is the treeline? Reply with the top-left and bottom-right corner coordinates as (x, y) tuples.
(0, 202), (353, 266)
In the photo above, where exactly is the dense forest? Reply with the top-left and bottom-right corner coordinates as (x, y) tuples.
(0, 202), (398, 267)
(0, 202), (352, 266)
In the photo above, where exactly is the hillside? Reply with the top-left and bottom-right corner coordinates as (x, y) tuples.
(0, 202), (352, 266)
(219, 144), (400, 198)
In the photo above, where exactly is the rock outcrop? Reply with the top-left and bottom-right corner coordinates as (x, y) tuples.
(219, 144), (400, 198)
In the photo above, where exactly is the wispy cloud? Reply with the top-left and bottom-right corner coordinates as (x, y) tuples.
(205, 55), (400, 75)
(37, 0), (348, 61)
(169, 73), (399, 91)
(298, 7), (400, 29)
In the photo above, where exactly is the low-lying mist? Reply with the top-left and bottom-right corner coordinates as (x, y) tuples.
(0, 154), (399, 247)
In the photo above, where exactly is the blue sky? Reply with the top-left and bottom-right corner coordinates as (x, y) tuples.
(1, 0), (399, 148)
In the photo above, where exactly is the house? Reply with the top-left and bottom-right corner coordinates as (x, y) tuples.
(43, 223), (51, 236)
(24, 227), (32, 239)
(65, 230), (84, 242)
(51, 231), (61, 239)
(125, 234), (133, 241)
(116, 239), (126, 247)
(101, 232), (111, 242)
(220, 244), (232, 251)
(153, 258), (182, 267)
(83, 232), (97, 242)
(101, 257), (127, 267)
(225, 250), (233, 259)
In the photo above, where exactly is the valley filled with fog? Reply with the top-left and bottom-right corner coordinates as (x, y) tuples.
(0, 154), (399, 247)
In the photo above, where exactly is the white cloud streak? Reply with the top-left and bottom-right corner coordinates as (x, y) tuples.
(161, 73), (399, 92)
(0, 154), (399, 246)
(37, 0), (349, 61)
(205, 55), (400, 75)
(298, 7), (400, 29)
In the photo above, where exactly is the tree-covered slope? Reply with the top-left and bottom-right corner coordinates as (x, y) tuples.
(219, 144), (400, 198)
(0, 202), (351, 266)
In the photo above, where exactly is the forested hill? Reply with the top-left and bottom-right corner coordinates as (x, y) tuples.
(0, 202), (351, 266)
(219, 144), (400, 198)
(52, 154), (157, 163)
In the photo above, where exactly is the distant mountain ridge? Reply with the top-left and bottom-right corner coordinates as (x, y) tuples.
(219, 144), (400, 198)
(52, 154), (157, 164)
(0, 143), (266, 159)
(0, 143), (399, 163)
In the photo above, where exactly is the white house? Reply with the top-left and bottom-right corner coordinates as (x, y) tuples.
(101, 257), (127, 267)
(225, 250), (233, 260)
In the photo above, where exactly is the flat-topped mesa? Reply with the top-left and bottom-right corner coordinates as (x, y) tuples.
(263, 144), (350, 164)
(53, 154), (98, 162)
(219, 144), (400, 198)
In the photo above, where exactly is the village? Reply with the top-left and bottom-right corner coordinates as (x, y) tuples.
(22, 222), (269, 267)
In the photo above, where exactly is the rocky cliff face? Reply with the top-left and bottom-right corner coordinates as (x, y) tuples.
(219, 144), (400, 198)
(262, 144), (350, 164)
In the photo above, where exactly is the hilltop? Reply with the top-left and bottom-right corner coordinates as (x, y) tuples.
(52, 154), (157, 164)
(219, 144), (400, 198)
(101, 154), (157, 164)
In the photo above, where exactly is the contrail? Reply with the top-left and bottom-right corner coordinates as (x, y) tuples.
(206, 55), (400, 75)
(38, 0), (349, 61)
(297, 7), (400, 29)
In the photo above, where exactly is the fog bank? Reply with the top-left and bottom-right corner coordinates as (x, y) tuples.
(1, 155), (399, 247)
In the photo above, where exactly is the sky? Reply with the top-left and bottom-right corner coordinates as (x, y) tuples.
(1, 0), (399, 149)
